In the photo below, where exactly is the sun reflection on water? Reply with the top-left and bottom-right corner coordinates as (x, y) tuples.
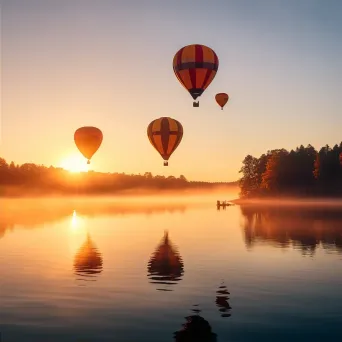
(70, 210), (86, 233)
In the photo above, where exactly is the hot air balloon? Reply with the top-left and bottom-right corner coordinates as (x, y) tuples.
(215, 93), (229, 110)
(147, 117), (183, 166)
(173, 44), (219, 107)
(74, 126), (103, 164)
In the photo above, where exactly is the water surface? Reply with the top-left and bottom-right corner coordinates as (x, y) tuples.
(0, 197), (341, 341)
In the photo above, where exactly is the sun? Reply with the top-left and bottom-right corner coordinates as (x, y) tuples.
(59, 155), (89, 173)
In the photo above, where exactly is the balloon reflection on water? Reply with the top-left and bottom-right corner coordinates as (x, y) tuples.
(215, 281), (232, 318)
(174, 305), (217, 342)
(147, 230), (184, 291)
(73, 233), (103, 282)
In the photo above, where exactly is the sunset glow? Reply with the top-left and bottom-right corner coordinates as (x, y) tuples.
(59, 155), (89, 173)
(2, 2), (340, 182)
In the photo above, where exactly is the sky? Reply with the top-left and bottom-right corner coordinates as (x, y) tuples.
(1, 0), (342, 181)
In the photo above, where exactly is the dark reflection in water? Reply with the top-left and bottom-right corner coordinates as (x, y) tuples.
(215, 281), (232, 318)
(190, 304), (202, 315)
(147, 230), (184, 291)
(73, 233), (103, 282)
(240, 205), (342, 255)
(174, 309), (217, 342)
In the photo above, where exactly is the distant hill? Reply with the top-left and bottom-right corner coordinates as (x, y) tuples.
(0, 157), (237, 197)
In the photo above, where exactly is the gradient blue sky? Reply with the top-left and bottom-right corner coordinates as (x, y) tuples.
(1, 0), (342, 181)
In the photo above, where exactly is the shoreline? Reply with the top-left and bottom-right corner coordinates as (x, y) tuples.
(231, 197), (342, 207)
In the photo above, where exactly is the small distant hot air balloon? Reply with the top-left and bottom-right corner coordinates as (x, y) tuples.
(74, 126), (103, 165)
(173, 44), (219, 107)
(147, 117), (183, 166)
(215, 93), (229, 110)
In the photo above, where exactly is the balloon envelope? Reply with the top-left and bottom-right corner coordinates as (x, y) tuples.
(147, 117), (183, 166)
(215, 93), (229, 109)
(173, 44), (219, 103)
(74, 126), (103, 163)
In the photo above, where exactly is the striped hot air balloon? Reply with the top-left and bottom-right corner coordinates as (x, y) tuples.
(147, 117), (183, 166)
(173, 44), (219, 107)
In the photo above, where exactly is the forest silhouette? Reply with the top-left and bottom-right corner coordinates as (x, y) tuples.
(239, 143), (342, 198)
(0, 157), (236, 196)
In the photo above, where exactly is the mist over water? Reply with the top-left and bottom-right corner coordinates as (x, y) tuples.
(0, 194), (341, 342)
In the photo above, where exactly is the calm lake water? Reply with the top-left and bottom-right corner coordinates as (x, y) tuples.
(0, 196), (342, 342)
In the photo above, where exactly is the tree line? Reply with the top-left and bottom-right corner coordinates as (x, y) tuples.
(239, 143), (342, 198)
(0, 157), (236, 196)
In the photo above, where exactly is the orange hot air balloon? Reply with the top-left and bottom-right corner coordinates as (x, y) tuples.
(147, 117), (183, 166)
(173, 44), (219, 107)
(215, 93), (229, 110)
(74, 126), (103, 164)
